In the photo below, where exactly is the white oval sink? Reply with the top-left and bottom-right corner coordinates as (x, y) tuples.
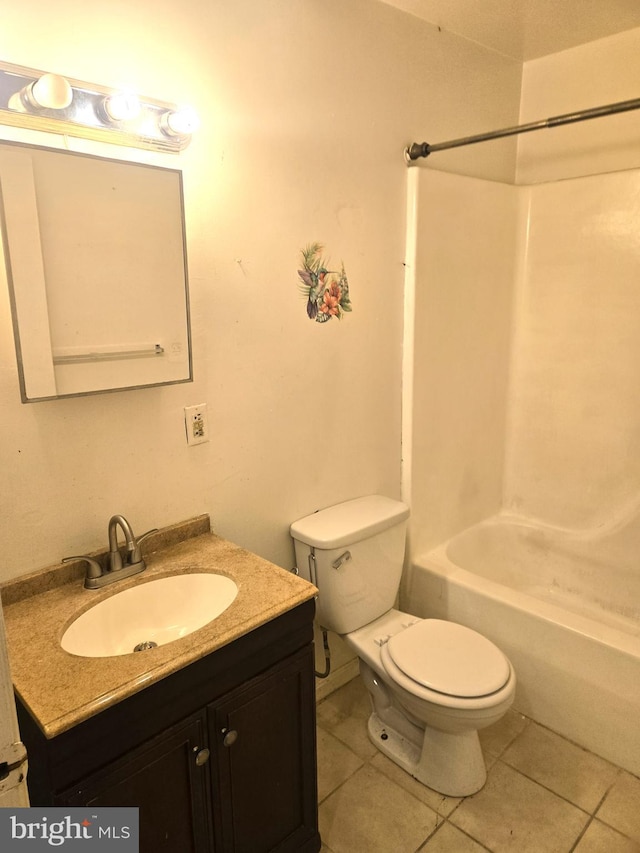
(61, 573), (238, 658)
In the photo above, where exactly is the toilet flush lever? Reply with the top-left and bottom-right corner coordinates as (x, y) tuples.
(332, 550), (352, 569)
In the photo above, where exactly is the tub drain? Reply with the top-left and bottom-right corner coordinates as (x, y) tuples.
(133, 640), (158, 652)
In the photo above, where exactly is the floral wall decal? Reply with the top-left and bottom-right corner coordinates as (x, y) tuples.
(297, 243), (352, 323)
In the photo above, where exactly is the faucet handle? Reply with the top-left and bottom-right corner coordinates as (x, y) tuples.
(136, 528), (158, 545)
(129, 528), (158, 564)
(62, 555), (103, 581)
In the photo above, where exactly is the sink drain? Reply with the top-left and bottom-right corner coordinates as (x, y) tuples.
(133, 640), (158, 652)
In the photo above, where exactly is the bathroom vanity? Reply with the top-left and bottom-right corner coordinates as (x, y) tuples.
(0, 517), (321, 853)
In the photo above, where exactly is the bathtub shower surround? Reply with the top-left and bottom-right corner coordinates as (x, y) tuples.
(506, 169), (640, 531)
(405, 166), (640, 776)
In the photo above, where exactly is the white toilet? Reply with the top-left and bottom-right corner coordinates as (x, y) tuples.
(290, 494), (516, 796)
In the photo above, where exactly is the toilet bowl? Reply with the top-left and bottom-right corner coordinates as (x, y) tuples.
(290, 495), (516, 797)
(345, 608), (515, 795)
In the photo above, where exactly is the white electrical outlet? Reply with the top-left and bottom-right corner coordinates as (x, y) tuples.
(184, 403), (209, 446)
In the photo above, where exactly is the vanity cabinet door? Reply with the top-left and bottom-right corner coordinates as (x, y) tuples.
(60, 712), (213, 853)
(209, 646), (319, 853)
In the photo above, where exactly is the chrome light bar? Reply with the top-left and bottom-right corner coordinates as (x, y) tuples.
(0, 59), (199, 153)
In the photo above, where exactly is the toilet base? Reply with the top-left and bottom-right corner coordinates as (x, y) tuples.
(367, 711), (487, 797)
(359, 659), (488, 796)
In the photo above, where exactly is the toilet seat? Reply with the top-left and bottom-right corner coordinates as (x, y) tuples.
(382, 619), (511, 705)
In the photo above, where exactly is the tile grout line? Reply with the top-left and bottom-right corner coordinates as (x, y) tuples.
(566, 784), (618, 853)
(417, 818), (494, 852)
(584, 777), (640, 847)
(414, 817), (443, 852)
(567, 814), (595, 852)
(494, 754), (609, 817)
(317, 756), (366, 805)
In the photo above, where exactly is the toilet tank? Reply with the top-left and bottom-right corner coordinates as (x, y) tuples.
(290, 495), (410, 634)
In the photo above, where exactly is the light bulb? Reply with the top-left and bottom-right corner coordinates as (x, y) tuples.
(103, 92), (141, 122)
(162, 106), (200, 137)
(26, 73), (73, 110)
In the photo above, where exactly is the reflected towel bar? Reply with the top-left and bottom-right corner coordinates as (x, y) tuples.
(52, 344), (165, 365)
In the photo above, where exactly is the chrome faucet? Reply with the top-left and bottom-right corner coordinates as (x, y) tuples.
(108, 514), (138, 572)
(64, 514), (158, 589)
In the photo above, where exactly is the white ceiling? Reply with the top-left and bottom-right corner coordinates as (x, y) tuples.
(380, 0), (640, 60)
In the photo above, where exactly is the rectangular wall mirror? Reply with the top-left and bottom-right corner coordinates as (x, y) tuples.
(0, 140), (192, 401)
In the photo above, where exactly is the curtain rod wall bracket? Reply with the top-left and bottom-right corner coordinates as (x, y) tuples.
(404, 142), (431, 162)
(405, 96), (640, 162)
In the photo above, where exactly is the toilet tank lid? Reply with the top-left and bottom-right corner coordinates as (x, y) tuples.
(290, 495), (409, 549)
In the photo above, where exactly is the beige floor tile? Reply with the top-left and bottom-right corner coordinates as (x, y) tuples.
(370, 751), (463, 817)
(419, 820), (490, 852)
(501, 722), (620, 812)
(317, 677), (378, 761)
(596, 771), (640, 843)
(450, 761), (589, 853)
(316, 676), (370, 728)
(326, 710), (379, 762)
(315, 678), (636, 853)
(316, 727), (364, 802)
(574, 819), (640, 852)
(319, 764), (441, 853)
(479, 708), (529, 758)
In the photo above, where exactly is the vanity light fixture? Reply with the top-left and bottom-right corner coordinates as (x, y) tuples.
(0, 59), (198, 153)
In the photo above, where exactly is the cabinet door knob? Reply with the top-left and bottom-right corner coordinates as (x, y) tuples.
(222, 728), (238, 747)
(194, 748), (210, 766)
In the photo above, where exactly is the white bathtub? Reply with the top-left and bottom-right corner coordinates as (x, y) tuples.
(408, 514), (640, 775)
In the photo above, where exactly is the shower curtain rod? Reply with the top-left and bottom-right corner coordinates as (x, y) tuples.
(405, 96), (640, 161)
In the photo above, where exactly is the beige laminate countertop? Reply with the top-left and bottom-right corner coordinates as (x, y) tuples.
(0, 516), (317, 739)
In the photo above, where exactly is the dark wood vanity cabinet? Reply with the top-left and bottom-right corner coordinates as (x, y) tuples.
(62, 712), (213, 852)
(16, 600), (321, 853)
(210, 648), (317, 853)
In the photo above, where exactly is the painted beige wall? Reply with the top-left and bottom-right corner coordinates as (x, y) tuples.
(517, 27), (640, 184)
(0, 0), (521, 591)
